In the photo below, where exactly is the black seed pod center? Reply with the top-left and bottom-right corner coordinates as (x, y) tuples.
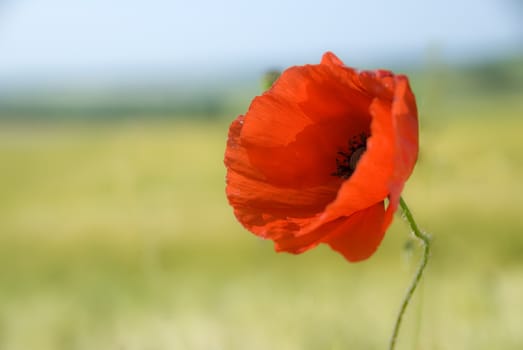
(332, 133), (368, 179)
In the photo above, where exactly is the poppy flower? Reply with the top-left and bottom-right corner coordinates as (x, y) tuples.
(224, 52), (418, 262)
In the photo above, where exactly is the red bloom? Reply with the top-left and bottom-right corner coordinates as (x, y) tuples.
(224, 52), (418, 262)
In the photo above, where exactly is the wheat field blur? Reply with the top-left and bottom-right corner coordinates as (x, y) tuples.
(1, 69), (523, 349)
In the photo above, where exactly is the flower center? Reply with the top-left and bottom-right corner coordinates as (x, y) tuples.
(332, 133), (368, 179)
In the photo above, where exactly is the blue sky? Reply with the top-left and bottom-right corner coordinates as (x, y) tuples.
(0, 0), (520, 82)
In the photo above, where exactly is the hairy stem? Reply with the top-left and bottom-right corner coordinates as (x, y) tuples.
(388, 197), (431, 350)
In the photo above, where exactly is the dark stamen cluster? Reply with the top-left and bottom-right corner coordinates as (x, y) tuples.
(332, 133), (368, 179)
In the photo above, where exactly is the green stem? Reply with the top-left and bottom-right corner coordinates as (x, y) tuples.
(388, 197), (431, 350)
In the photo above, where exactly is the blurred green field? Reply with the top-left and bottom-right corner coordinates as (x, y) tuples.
(0, 95), (523, 350)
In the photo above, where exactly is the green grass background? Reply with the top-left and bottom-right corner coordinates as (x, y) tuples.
(1, 90), (522, 349)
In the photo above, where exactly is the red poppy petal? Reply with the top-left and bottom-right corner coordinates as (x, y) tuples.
(273, 216), (345, 253)
(390, 76), (419, 187)
(272, 201), (386, 262)
(241, 93), (312, 148)
(322, 201), (386, 262)
(320, 52), (373, 98)
(227, 170), (335, 236)
(224, 115), (261, 180)
(246, 118), (367, 188)
(242, 62), (371, 150)
(312, 74), (418, 228)
(240, 61), (373, 188)
(320, 51), (345, 67)
(225, 115), (337, 237)
(313, 97), (394, 225)
(270, 60), (371, 122)
(380, 76), (418, 231)
(359, 70), (395, 101)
